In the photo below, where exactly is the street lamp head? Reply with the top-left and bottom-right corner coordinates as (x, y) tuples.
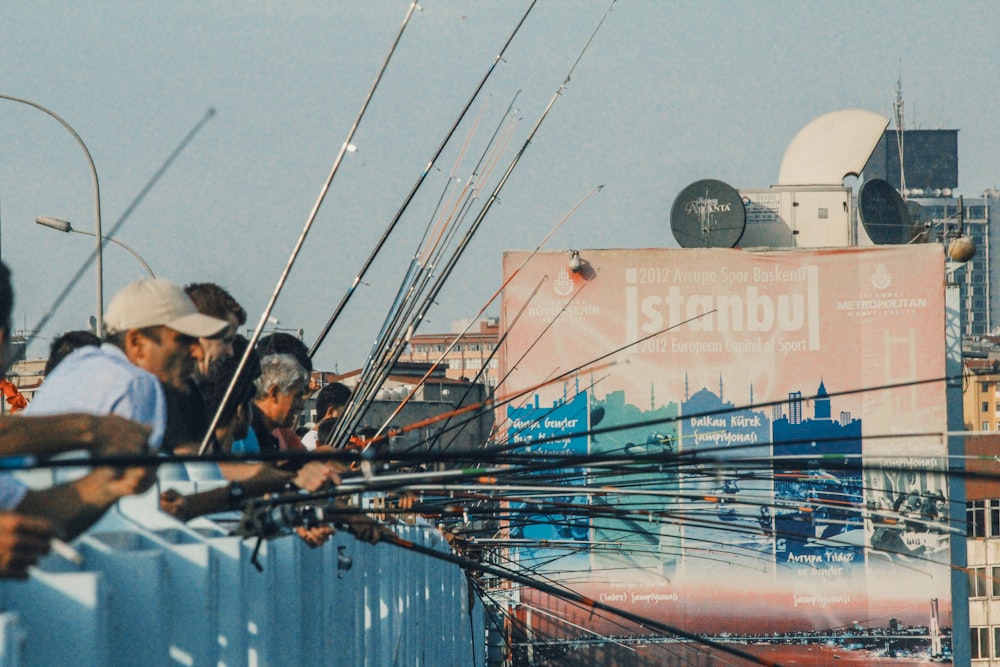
(36, 216), (73, 233)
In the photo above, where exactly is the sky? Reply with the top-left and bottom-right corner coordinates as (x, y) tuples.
(2, 1), (999, 372)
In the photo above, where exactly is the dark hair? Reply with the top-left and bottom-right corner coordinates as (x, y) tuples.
(315, 381), (351, 418)
(105, 325), (164, 350)
(257, 332), (312, 374)
(201, 335), (261, 427)
(45, 330), (101, 375)
(0, 262), (12, 335)
(185, 283), (247, 326)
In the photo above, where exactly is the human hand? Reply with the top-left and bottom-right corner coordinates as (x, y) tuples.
(292, 460), (339, 493)
(83, 465), (158, 505)
(159, 489), (191, 521)
(342, 513), (386, 545)
(91, 415), (153, 459)
(0, 512), (55, 579)
(295, 525), (335, 548)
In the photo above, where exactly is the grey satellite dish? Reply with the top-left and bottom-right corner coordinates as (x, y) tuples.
(670, 179), (746, 248)
(906, 200), (933, 243)
(858, 178), (913, 245)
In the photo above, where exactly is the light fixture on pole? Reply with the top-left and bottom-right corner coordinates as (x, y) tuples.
(568, 250), (582, 273)
(0, 93), (104, 336)
(36, 217), (155, 278)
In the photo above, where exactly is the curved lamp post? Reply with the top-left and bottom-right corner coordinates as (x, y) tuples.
(36, 217), (154, 278)
(0, 94), (104, 336)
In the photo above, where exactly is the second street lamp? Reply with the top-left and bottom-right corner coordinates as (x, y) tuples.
(1, 93), (104, 336)
(36, 217), (155, 279)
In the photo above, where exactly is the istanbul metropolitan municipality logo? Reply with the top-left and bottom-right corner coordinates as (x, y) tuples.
(552, 266), (574, 296)
(871, 264), (891, 290)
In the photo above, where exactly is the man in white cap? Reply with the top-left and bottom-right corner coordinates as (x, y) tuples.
(0, 266), (163, 575)
(27, 278), (229, 450)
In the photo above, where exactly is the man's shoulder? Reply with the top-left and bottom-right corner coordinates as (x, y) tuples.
(27, 343), (162, 415)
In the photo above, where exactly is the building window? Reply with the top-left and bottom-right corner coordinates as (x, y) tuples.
(982, 382), (991, 392)
(970, 500), (987, 537)
(972, 626), (989, 659)
(994, 627), (1000, 658)
(984, 402), (990, 413)
(992, 500), (1000, 538)
(984, 422), (991, 431)
(992, 566), (1000, 597)
(453, 344), (462, 352)
(970, 567), (989, 597)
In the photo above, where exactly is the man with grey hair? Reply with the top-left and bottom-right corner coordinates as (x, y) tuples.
(250, 353), (310, 455)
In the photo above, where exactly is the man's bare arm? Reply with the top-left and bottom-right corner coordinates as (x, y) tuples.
(0, 414), (150, 459)
(17, 464), (157, 541)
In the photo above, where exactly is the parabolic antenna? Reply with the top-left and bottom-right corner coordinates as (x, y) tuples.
(858, 178), (913, 245)
(670, 179), (746, 248)
(906, 200), (933, 243)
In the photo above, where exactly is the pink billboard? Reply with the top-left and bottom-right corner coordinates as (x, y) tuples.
(500, 245), (951, 661)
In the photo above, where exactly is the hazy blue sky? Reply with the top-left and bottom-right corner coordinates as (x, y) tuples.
(2, 1), (997, 370)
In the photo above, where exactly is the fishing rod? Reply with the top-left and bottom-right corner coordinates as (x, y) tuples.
(378, 529), (781, 667)
(308, 0), (539, 358)
(370, 185), (605, 443)
(418, 185), (606, 452)
(28, 107), (216, 343)
(422, 273), (551, 456)
(475, 575), (716, 667)
(199, 1), (419, 455)
(473, 372), (958, 467)
(334, 102), (525, 444)
(227, 489), (778, 666)
(328, 67), (520, 423)
(337, 0), (619, 445)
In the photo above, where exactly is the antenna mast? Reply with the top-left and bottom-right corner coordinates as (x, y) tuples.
(894, 66), (906, 200)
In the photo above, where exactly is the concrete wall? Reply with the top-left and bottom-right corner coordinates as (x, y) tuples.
(0, 485), (485, 666)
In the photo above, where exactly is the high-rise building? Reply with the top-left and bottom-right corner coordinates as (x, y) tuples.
(908, 193), (996, 337)
(863, 128), (998, 337)
(865, 128), (959, 192)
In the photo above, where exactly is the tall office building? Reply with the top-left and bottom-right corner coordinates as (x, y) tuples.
(909, 193), (995, 337)
(865, 129), (998, 337)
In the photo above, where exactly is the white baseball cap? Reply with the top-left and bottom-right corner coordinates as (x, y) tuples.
(104, 278), (228, 338)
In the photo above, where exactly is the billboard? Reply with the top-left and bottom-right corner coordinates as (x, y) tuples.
(500, 245), (951, 662)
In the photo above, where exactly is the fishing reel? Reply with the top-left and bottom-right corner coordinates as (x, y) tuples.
(237, 497), (328, 540)
(236, 496), (331, 571)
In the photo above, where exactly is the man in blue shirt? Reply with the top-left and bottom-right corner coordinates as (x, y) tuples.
(27, 278), (228, 448)
(0, 266), (166, 576)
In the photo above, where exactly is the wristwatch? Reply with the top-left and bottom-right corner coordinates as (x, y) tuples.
(228, 482), (246, 510)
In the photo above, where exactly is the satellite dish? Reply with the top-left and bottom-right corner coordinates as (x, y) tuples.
(906, 201), (933, 243)
(670, 179), (746, 248)
(858, 178), (913, 245)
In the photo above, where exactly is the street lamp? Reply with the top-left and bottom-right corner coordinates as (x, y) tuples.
(36, 217), (155, 278)
(0, 93), (104, 336)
